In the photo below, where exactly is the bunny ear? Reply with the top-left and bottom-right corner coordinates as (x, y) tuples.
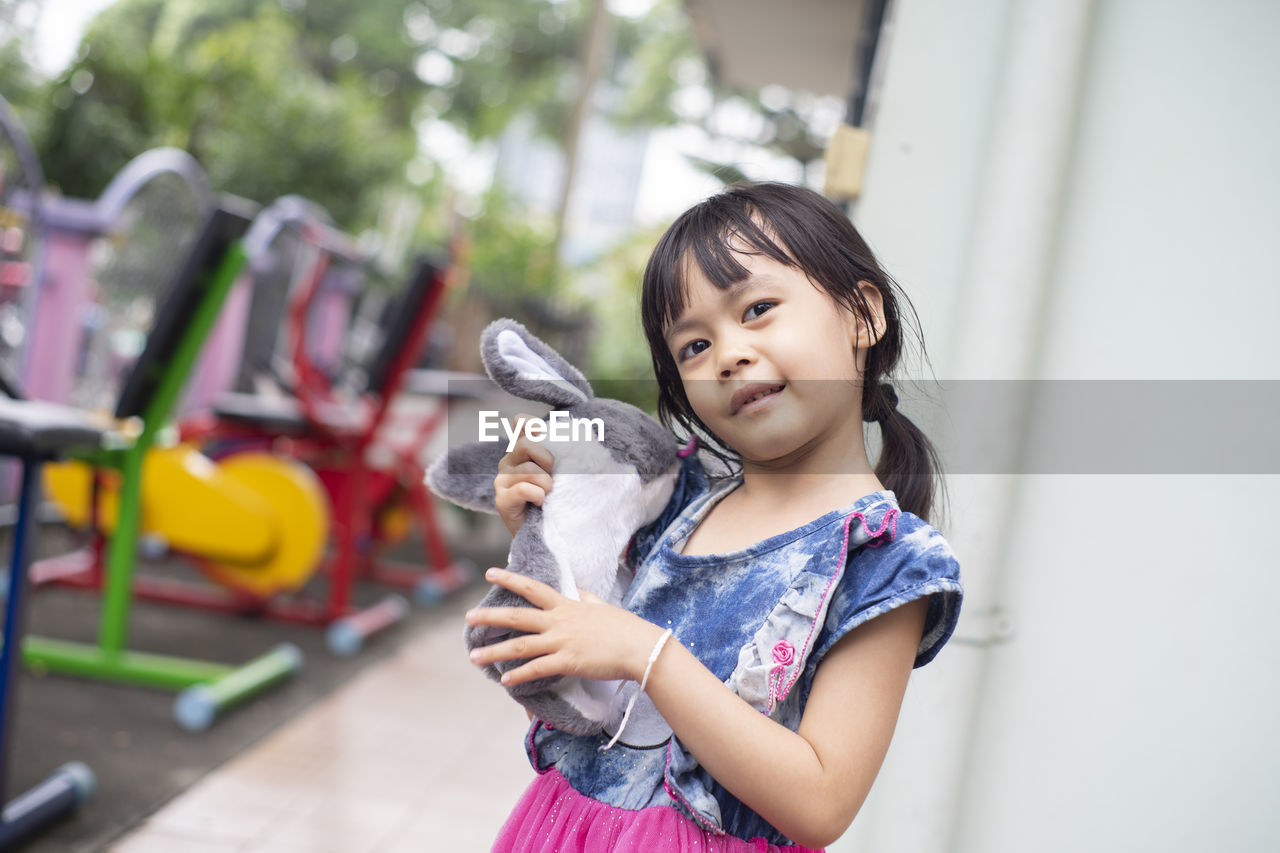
(424, 443), (506, 513)
(481, 319), (592, 408)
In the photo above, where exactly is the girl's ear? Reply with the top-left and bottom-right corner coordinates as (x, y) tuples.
(850, 280), (887, 350)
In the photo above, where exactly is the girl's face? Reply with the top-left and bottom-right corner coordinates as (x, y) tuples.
(663, 250), (885, 468)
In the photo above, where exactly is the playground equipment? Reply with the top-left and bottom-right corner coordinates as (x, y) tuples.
(228, 195), (359, 398)
(0, 398), (99, 850)
(26, 202), (305, 730)
(177, 229), (475, 654)
(0, 96), (43, 392)
(37, 197), (469, 656)
(23, 147), (213, 411)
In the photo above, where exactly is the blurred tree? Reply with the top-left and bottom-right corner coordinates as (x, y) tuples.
(0, 0), (45, 119)
(583, 222), (665, 410)
(26, 0), (835, 377)
(465, 186), (558, 304)
(407, 0), (698, 143)
(407, 0), (578, 143)
(409, 0), (698, 273)
(33, 0), (700, 261)
(726, 90), (843, 185)
(683, 86), (847, 187)
(549, 0), (612, 269)
(607, 0), (701, 130)
(38, 0), (415, 229)
(458, 186), (597, 369)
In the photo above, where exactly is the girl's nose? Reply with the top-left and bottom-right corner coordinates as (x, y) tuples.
(717, 344), (755, 378)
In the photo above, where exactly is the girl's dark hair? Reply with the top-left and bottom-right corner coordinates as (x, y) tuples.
(640, 181), (944, 523)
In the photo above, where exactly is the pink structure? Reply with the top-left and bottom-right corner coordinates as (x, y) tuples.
(180, 271), (253, 414)
(24, 159), (364, 416)
(23, 197), (99, 405)
(24, 148), (221, 410)
(231, 196), (364, 395)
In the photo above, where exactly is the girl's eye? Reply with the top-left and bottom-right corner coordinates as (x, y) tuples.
(676, 339), (709, 362)
(744, 301), (776, 321)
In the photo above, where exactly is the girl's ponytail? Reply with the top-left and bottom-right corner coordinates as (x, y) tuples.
(862, 382), (943, 525)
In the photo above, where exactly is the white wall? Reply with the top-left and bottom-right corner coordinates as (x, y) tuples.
(955, 1), (1280, 850)
(848, 0), (1014, 377)
(954, 475), (1280, 852)
(1034, 0), (1280, 380)
(835, 2), (1019, 850)
(835, 1), (1280, 851)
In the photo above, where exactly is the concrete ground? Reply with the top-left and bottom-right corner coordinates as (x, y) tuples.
(5, 518), (527, 853)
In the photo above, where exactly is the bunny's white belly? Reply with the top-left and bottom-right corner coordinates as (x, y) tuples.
(542, 441), (647, 605)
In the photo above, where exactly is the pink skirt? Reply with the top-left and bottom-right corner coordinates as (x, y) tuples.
(492, 770), (824, 853)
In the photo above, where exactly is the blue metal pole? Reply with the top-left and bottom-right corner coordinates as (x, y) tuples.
(0, 460), (39, 806)
(0, 459), (97, 849)
(0, 762), (94, 850)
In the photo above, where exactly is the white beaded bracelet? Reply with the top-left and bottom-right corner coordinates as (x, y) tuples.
(599, 628), (674, 751)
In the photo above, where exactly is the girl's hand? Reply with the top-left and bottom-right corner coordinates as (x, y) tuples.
(493, 417), (555, 537)
(465, 568), (665, 685)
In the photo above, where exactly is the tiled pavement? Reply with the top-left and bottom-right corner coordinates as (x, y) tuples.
(108, 595), (532, 853)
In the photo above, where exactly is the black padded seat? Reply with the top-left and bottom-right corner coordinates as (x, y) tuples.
(363, 256), (445, 398)
(115, 206), (253, 420)
(211, 393), (309, 433)
(400, 369), (496, 400)
(0, 398), (106, 460)
(210, 255), (452, 436)
(211, 392), (366, 434)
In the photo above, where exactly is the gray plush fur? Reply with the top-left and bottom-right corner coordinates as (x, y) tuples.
(424, 441), (505, 513)
(484, 505), (566, 698)
(480, 318), (592, 410)
(596, 398), (685, 482)
(425, 319), (682, 736)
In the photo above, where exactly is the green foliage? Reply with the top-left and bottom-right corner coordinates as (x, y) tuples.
(285, 0), (431, 126)
(27, 0), (701, 245)
(607, 0), (700, 130)
(18, 0), (842, 378)
(577, 223), (669, 413)
(407, 0), (699, 144)
(464, 187), (560, 303)
(0, 0), (49, 132)
(407, 0), (582, 143)
(37, 0), (414, 229)
(693, 89), (841, 183)
(0, 44), (38, 110)
(182, 9), (414, 226)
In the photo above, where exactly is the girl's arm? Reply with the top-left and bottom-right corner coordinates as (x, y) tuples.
(467, 568), (926, 849)
(646, 596), (924, 847)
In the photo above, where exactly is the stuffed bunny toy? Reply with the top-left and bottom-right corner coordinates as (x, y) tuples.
(426, 319), (684, 736)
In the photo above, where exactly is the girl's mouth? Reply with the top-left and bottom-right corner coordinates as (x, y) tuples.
(730, 383), (786, 414)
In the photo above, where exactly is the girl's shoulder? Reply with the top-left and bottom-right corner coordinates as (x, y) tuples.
(822, 499), (963, 669)
(851, 500), (959, 568)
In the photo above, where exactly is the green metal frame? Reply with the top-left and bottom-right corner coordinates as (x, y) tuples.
(21, 237), (302, 726)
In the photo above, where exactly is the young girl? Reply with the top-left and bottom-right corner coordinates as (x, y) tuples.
(466, 182), (963, 852)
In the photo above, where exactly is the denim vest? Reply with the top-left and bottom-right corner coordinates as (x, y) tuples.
(526, 457), (963, 845)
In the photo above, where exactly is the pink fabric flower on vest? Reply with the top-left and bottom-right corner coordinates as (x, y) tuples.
(772, 640), (795, 667)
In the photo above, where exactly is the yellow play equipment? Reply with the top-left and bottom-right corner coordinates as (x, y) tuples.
(45, 443), (329, 598)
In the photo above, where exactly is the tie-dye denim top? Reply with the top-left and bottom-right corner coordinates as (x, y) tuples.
(525, 455), (963, 845)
